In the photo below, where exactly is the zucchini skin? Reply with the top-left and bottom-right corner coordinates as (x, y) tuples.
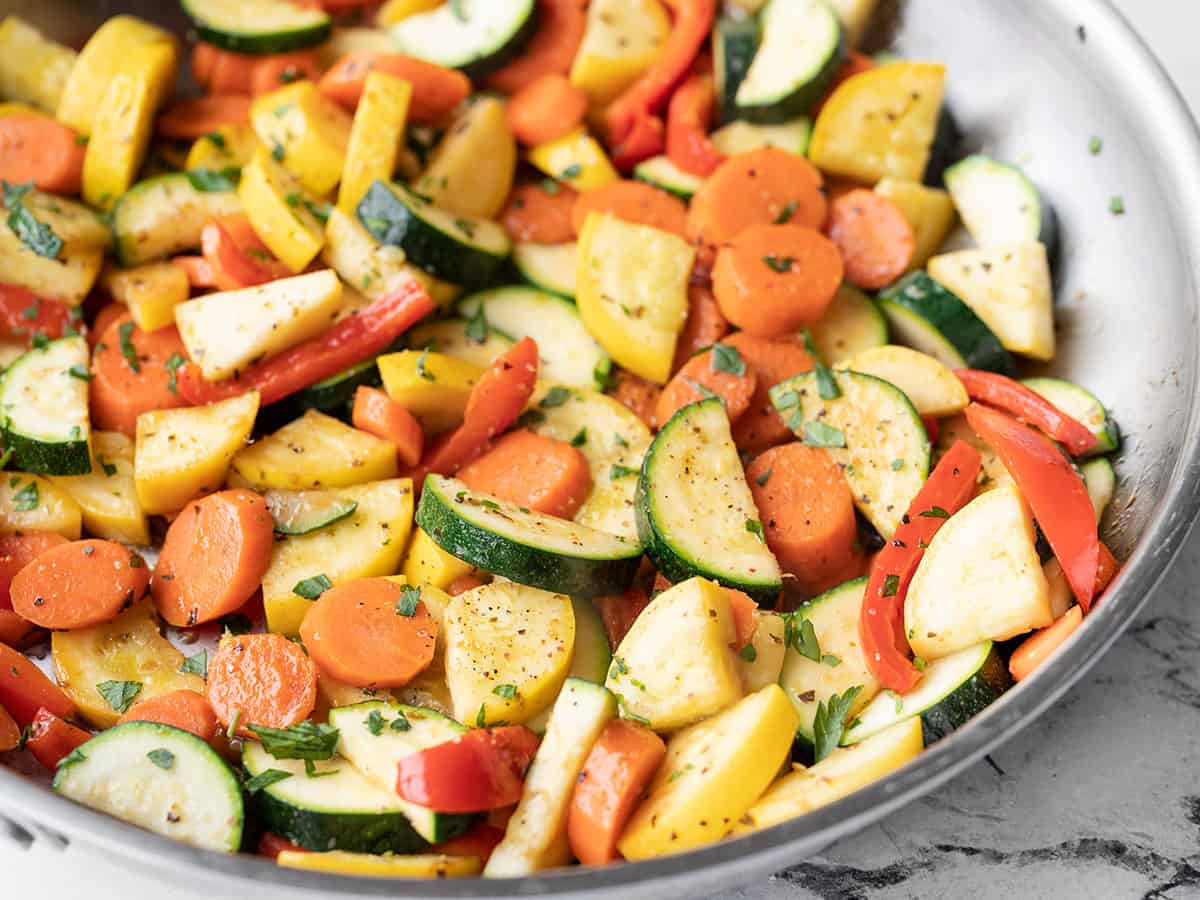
(0, 426), (90, 476)
(714, 16), (760, 124)
(459, 8), (540, 80)
(250, 789), (434, 855)
(414, 481), (641, 599)
(181, 0), (332, 55)
(918, 645), (1011, 743)
(923, 106), (962, 187)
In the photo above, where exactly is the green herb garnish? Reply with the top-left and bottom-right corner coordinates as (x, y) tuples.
(293, 574), (332, 600)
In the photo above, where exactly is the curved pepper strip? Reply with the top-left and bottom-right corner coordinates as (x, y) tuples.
(177, 278), (435, 408)
(955, 369), (1098, 457)
(666, 71), (725, 176)
(396, 725), (541, 813)
(964, 402), (1099, 610)
(605, 0), (716, 150)
(860, 440), (982, 693)
(25, 707), (91, 772)
(610, 112), (665, 172)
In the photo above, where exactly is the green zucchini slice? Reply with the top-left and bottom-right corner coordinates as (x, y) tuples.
(181, 0), (332, 54)
(0, 336), (91, 475)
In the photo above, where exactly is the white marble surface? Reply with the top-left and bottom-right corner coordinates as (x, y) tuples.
(5, 2), (1200, 898)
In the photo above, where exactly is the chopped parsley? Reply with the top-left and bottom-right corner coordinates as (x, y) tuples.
(684, 377), (720, 402)
(66, 364), (92, 381)
(366, 709), (386, 735)
(540, 178), (561, 194)
(180, 650), (207, 677)
(891, 458), (905, 471)
(186, 167), (240, 193)
(610, 463), (639, 479)
(293, 574), (332, 600)
(118, 321), (140, 373)
(570, 427), (587, 447)
(711, 343), (746, 376)
(560, 163), (583, 180)
(803, 420), (846, 448)
(164, 353), (187, 394)
(812, 685), (862, 762)
(416, 351), (436, 382)
(739, 643), (758, 663)
(205, 131), (227, 149)
(775, 199), (800, 224)
(476, 704), (487, 727)
(918, 506), (950, 519)
(1088, 136), (1103, 155)
(390, 712), (411, 732)
(465, 306), (489, 343)
(784, 615), (821, 662)
(763, 255), (796, 274)
(745, 518), (765, 542)
(248, 721), (339, 761)
(11, 480), (38, 511)
(882, 574), (900, 597)
(146, 749), (175, 770)
(541, 386), (572, 407)
(97, 680), (142, 714)
(271, 142), (286, 162)
(815, 362), (841, 401)
(1109, 195), (1125, 215)
(244, 768), (292, 794)
(755, 468), (772, 487)
(395, 584), (421, 617)
(493, 684), (518, 699)
(3, 180), (62, 259)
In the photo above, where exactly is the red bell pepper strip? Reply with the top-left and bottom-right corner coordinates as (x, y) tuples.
(610, 112), (665, 172)
(256, 832), (308, 860)
(411, 337), (540, 484)
(955, 369), (1098, 457)
(431, 822), (506, 862)
(25, 707), (91, 772)
(0, 642), (76, 728)
(860, 440), (982, 693)
(0, 283), (73, 346)
(177, 279), (435, 408)
(396, 725), (541, 813)
(666, 71), (725, 176)
(605, 0), (716, 148)
(171, 255), (219, 290)
(200, 216), (291, 291)
(964, 402), (1099, 610)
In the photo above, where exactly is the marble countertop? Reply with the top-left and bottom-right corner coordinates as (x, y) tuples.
(5, 2), (1200, 898)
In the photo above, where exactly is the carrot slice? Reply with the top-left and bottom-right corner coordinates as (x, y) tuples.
(0, 612), (39, 649)
(726, 332), (814, 452)
(826, 188), (916, 290)
(201, 215), (290, 291)
(1009, 606), (1084, 682)
(0, 642), (75, 727)
(656, 346), (757, 426)
(352, 385), (424, 468)
(672, 283), (728, 375)
(725, 588), (757, 650)
(687, 148), (828, 249)
(299, 577), (437, 689)
(446, 574), (487, 596)
(746, 444), (861, 597)
(89, 314), (189, 436)
(712, 223), (843, 337)
(11, 540), (150, 630)
(431, 822), (505, 863)
(191, 42), (221, 89)
(0, 531), (68, 610)
(0, 703), (17, 751)
(567, 720), (667, 865)
(506, 73), (588, 147)
(25, 707), (91, 771)
(258, 833), (308, 860)
(158, 96), (253, 140)
(594, 584), (652, 649)
(207, 633), (318, 737)
(571, 180), (688, 238)
(171, 255), (218, 290)
(192, 43), (259, 95)
(152, 489), (275, 628)
(118, 688), (220, 745)
(250, 50), (321, 97)
(500, 180), (579, 244)
(457, 428), (593, 519)
(88, 302), (126, 350)
(318, 52), (471, 123)
(609, 369), (661, 431)
(0, 115), (86, 194)
(486, 0), (588, 94)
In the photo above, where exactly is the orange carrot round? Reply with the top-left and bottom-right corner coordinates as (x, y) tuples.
(506, 73), (588, 147)
(0, 703), (17, 751)
(609, 370), (661, 431)
(487, 0), (588, 94)
(656, 346), (758, 426)
(206, 633), (317, 737)
(457, 428), (593, 519)
(594, 584), (652, 649)
(191, 42), (221, 88)
(119, 689), (220, 745)
(725, 588), (758, 649)
(712, 223), (843, 337)
(687, 148), (828, 250)
(1009, 606), (1084, 682)
(726, 332), (814, 452)
(250, 50), (321, 96)
(11, 540), (150, 630)
(746, 444), (860, 597)
(0, 115), (86, 195)
(571, 180), (688, 238)
(446, 574), (487, 596)
(158, 96), (253, 140)
(826, 188), (916, 290)
(672, 283), (729, 375)
(0, 642), (75, 727)
(299, 578), (437, 689)
(192, 43), (259, 95)
(318, 51), (471, 123)
(500, 180), (579, 244)
(153, 489), (275, 628)
(90, 314), (190, 436)
(431, 822), (505, 863)
(0, 611), (39, 649)
(568, 720), (667, 865)
(89, 302), (126, 350)
(0, 531), (68, 610)
(353, 385), (424, 468)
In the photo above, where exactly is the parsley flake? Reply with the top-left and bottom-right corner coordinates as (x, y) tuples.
(560, 163), (583, 180)
(366, 709), (386, 735)
(918, 506), (950, 519)
(493, 684), (517, 699)
(180, 650), (207, 677)
(803, 420), (846, 448)
(541, 386), (572, 407)
(711, 343), (746, 375)
(97, 680), (142, 714)
(882, 574), (900, 597)
(395, 585), (421, 617)
(244, 768), (292, 794)
(147, 748), (175, 770)
(11, 480), (38, 511)
(610, 463), (639, 480)
(465, 306), (489, 343)
(293, 574), (332, 600)
(745, 518), (765, 542)
(812, 685), (862, 762)
(249, 721), (339, 761)
(764, 255), (796, 273)
(118, 321), (140, 373)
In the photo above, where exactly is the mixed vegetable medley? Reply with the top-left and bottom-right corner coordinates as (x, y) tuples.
(0, 0), (1122, 881)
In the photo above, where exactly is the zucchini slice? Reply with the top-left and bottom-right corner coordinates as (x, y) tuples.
(1022, 376), (1120, 457)
(112, 173), (242, 266)
(1081, 457), (1116, 524)
(406, 318), (514, 369)
(265, 489), (359, 536)
(416, 474), (643, 598)
(770, 370), (929, 539)
(780, 578), (880, 751)
(512, 242), (578, 299)
(877, 271), (1015, 375)
(633, 156), (705, 200)
(714, 15), (760, 123)
(944, 154), (1059, 253)
(327, 701), (473, 844)
(636, 399), (783, 604)
(809, 284), (889, 365)
(357, 181), (511, 288)
(837, 344), (968, 417)
(181, 0), (332, 54)
(710, 117), (813, 156)
(842, 641), (1011, 746)
(458, 286), (610, 391)
(906, 485), (1052, 661)
(390, 0), (538, 79)
(243, 743), (427, 854)
(735, 0), (844, 123)
(0, 337), (91, 475)
(54, 722), (243, 853)
(297, 358), (383, 418)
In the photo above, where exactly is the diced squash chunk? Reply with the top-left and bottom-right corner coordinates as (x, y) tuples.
(338, 71), (412, 215)
(186, 123), (258, 172)
(737, 612), (787, 692)
(252, 80), (352, 196)
(0, 16), (77, 113)
(415, 97), (515, 220)
(238, 147), (326, 274)
(874, 178), (957, 270)
(377, 351), (483, 434)
(527, 129), (619, 193)
(0, 473), (81, 538)
(50, 431), (149, 545)
(102, 263), (191, 333)
(0, 229), (103, 306)
(569, 0), (670, 110)
(401, 527), (480, 591)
